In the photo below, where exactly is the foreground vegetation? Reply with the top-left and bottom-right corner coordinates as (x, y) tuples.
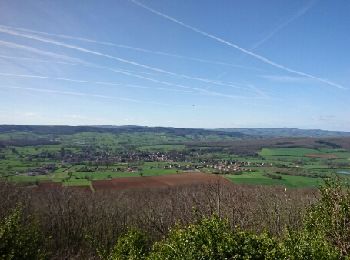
(1, 126), (350, 258)
(1, 177), (350, 259)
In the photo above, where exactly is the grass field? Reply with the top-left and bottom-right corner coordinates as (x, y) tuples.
(259, 148), (321, 157)
(225, 171), (322, 188)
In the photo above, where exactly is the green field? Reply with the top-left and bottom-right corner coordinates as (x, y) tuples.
(259, 148), (320, 157)
(225, 171), (322, 188)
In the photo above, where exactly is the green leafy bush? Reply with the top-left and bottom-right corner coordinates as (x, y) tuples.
(302, 177), (350, 257)
(278, 176), (350, 259)
(149, 215), (285, 259)
(282, 229), (341, 259)
(0, 206), (46, 260)
(106, 228), (150, 260)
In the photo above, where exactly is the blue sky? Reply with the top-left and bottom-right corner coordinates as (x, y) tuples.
(0, 0), (349, 130)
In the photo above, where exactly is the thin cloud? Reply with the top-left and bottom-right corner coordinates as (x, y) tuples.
(0, 24), (262, 72)
(0, 35), (263, 99)
(0, 39), (197, 93)
(0, 72), (195, 93)
(262, 75), (312, 83)
(0, 85), (176, 106)
(195, 88), (267, 100)
(130, 0), (346, 90)
(103, 67), (264, 98)
(0, 54), (157, 77)
(0, 85), (139, 102)
(0, 39), (81, 63)
(0, 72), (200, 94)
(0, 72), (258, 99)
(246, 84), (269, 99)
(0, 26), (257, 91)
(0, 40), (206, 95)
(0, 54), (77, 65)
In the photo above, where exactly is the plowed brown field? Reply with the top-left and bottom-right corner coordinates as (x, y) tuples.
(305, 153), (338, 159)
(92, 173), (229, 191)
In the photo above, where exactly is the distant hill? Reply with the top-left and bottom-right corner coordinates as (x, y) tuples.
(0, 125), (247, 138)
(0, 125), (349, 138)
(216, 128), (350, 138)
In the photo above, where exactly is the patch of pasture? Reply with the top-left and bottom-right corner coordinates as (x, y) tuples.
(225, 170), (322, 188)
(259, 148), (320, 157)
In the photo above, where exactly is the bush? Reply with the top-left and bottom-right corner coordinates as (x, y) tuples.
(302, 177), (350, 257)
(149, 215), (285, 259)
(0, 206), (46, 260)
(278, 176), (350, 259)
(106, 228), (150, 260)
(283, 229), (341, 259)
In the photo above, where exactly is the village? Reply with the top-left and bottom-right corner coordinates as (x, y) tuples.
(20, 147), (274, 176)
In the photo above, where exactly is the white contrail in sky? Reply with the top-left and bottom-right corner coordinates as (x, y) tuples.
(0, 39), (81, 63)
(251, 0), (318, 50)
(0, 40), (209, 94)
(129, 0), (346, 90)
(0, 71), (258, 99)
(0, 40), (158, 77)
(0, 39), (199, 93)
(0, 25), (262, 72)
(80, 62), (256, 94)
(0, 72), (196, 94)
(0, 85), (176, 106)
(0, 35), (264, 98)
(246, 84), (269, 99)
(0, 26), (255, 91)
(91, 65), (262, 97)
(194, 88), (266, 100)
(0, 85), (139, 102)
(0, 72), (146, 88)
(0, 54), (77, 65)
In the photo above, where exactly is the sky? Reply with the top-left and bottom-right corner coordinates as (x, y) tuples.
(0, 0), (349, 131)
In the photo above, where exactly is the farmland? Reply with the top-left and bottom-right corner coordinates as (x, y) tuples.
(1, 125), (350, 188)
(2, 126), (350, 258)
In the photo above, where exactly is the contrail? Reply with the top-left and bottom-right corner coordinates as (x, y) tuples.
(0, 39), (81, 63)
(0, 85), (139, 103)
(0, 86), (249, 106)
(0, 39), (198, 93)
(0, 72), (195, 94)
(82, 63), (253, 94)
(0, 24), (262, 72)
(106, 66), (268, 98)
(194, 88), (266, 100)
(0, 39), (203, 94)
(0, 37), (263, 98)
(0, 27), (255, 91)
(0, 72), (146, 88)
(251, 0), (318, 50)
(246, 84), (269, 99)
(0, 54), (77, 65)
(129, 0), (346, 90)
(0, 85), (175, 106)
(0, 72), (256, 99)
(0, 41), (158, 77)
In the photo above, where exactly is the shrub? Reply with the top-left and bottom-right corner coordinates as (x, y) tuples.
(106, 228), (150, 260)
(149, 215), (285, 259)
(0, 206), (46, 260)
(303, 177), (350, 256)
(282, 229), (341, 259)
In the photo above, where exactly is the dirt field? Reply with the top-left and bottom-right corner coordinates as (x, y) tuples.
(305, 153), (338, 159)
(36, 181), (91, 191)
(92, 173), (229, 191)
